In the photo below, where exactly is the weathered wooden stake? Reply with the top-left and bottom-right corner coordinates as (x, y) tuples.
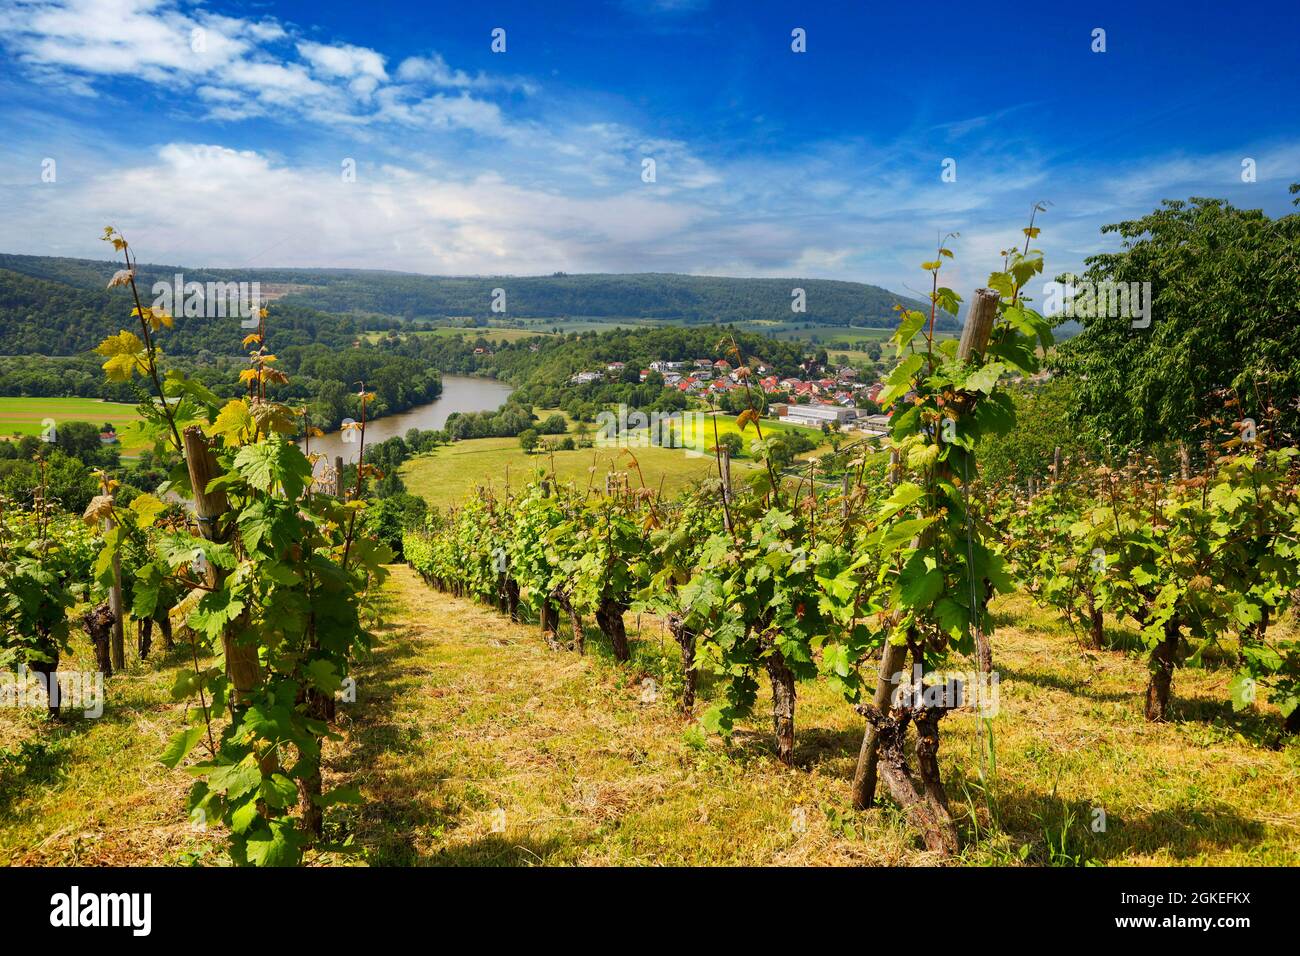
(852, 287), (1000, 813)
(184, 425), (261, 701)
(100, 473), (125, 670)
(718, 445), (734, 536)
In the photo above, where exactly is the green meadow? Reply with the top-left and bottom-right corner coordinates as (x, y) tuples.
(0, 397), (147, 452)
(400, 412), (827, 510)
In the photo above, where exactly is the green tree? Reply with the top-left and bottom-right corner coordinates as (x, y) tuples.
(538, 413), (567, 435)
(518, 428), (540, 454)
(977, 377), (1096, 485)
(1054, 189), (1300, 450)
(54, 420), (102, 461)
(716, 431), (743, 459)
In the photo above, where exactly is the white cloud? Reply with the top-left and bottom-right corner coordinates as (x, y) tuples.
(3, 2), (1296, 297)
(395, 53), (536, 94)
(297, 40), (387, 80)
(5, 132), (1298, 300)
(0, 0), (522, 133)
(5, 143), (714, 275)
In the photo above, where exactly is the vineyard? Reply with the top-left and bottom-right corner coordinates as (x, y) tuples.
(1, 225), (1297, 868)
(391, 223), (1299, 860)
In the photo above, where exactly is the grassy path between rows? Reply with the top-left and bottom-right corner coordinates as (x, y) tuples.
(2, 565), (1298, 865)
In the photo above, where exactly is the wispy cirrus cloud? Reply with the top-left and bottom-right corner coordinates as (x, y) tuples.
(394, 53), (537, 95)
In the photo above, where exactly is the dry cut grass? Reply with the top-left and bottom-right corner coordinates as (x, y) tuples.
(2, 570), (1297, 866)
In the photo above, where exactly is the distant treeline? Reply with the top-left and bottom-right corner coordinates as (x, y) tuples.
(0, 262), (400, 356)
(0, 253), (953, 331)
(280, 271), (949, 329)
(0, 346), (441, 434)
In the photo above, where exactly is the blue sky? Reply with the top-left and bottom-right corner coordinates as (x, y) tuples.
(1, 0), (1297, 299)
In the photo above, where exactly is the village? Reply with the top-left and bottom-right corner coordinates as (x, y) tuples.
(569, 356), (892, 436)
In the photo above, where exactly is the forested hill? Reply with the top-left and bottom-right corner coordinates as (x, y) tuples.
(0, 266), (389, 356)
(275, 271), (947, 328)
(0, 253), (951, 332)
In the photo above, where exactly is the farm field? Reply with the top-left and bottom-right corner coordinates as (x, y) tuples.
(735, 322), (959, 347)
(364, 326), (557, 345)
(818, 328), (957, 347)
(824, 348), (878, 365)
(1, 566), (1295, 866)
(0, 396), (147, 452)
(368, 317), (937, 344)
(400, 412), (827, 509)
(402, 434), (760, 507)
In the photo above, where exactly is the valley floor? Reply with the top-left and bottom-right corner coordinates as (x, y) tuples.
(2, 566), (1297, 866)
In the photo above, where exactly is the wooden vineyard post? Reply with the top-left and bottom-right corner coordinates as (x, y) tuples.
(852, 287), (1000, 816)
(717, 445), (734, 537)
(183, 425), (261, 702)
(1053, 446), (1062, 484)
(100, 472), (125, 670)
(334, 455), (344, 497)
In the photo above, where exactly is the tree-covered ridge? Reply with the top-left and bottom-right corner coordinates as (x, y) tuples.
(0, 253), (952, 330)
(0, 266), (403, 357)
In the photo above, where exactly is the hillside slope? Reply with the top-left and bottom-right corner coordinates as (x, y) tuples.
(0, 265), (370, 356)
(1, 567), (1296, 866)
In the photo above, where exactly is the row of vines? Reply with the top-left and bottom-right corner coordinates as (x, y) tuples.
(2, 229), (392, 866)
(3, 223), (1296, 863)
(404, 223), (1300, 856)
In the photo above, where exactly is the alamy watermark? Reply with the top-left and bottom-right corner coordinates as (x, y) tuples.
(1043, 278), (1151, 329)
(151, 274), (262, 328)
(889, 663), (1000, 717)
(49, 885), (150, 936)
(1, 665), (104, 718)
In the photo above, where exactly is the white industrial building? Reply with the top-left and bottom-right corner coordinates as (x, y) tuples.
(779, 403), (859, 427)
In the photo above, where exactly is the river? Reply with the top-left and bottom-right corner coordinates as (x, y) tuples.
(304, 373), (514, 467)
